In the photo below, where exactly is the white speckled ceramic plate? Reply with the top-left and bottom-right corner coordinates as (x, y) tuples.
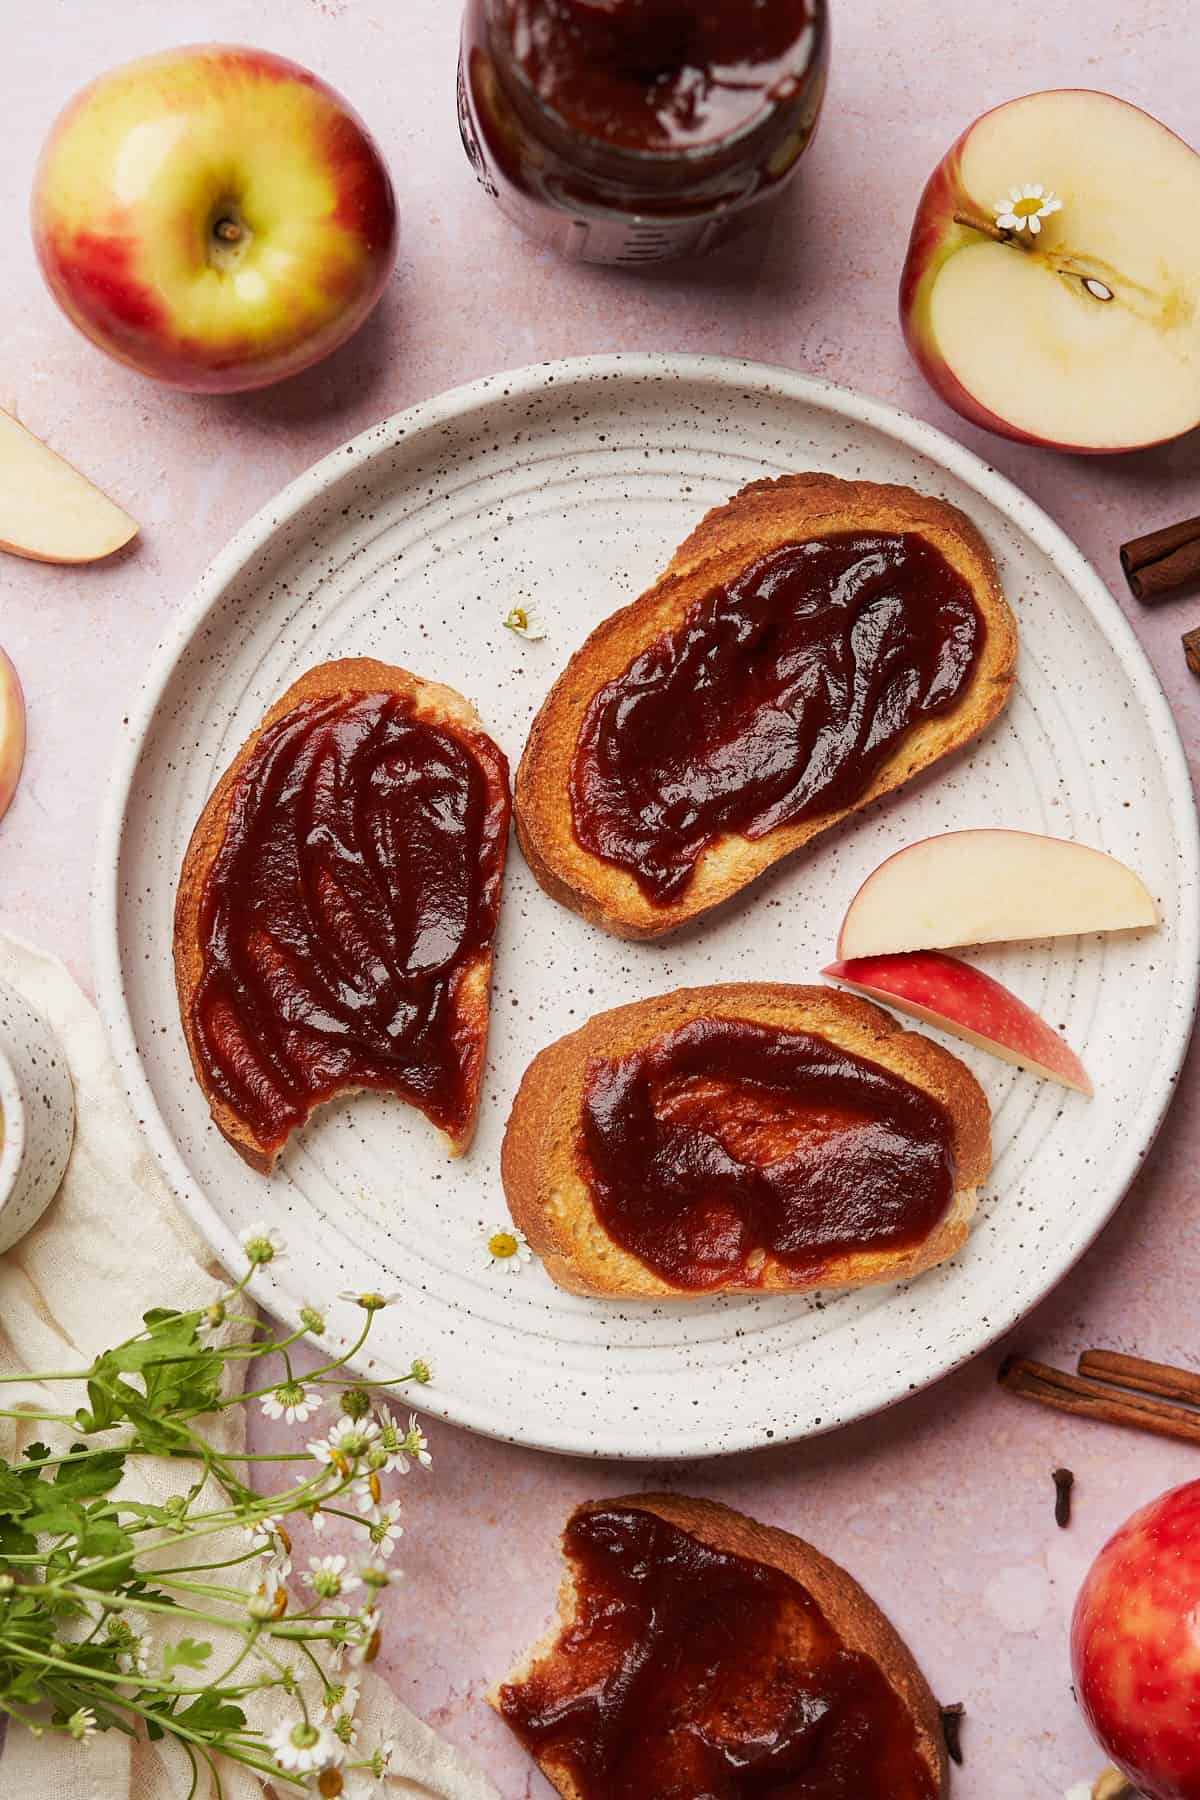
(94, 355), (1198, 1459)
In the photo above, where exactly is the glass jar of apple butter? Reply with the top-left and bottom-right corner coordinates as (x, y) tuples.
(457, 0), (829, 264)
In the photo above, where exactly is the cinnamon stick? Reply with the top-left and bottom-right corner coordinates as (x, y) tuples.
(1184, 626), (1200, 678)
(1121, 514), (1200, 602)
(999, 1355), (1200, 1445)
(1079, 1348), (1200, 1407)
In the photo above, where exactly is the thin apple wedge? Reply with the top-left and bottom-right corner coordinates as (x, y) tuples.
(824, 952), (1092, 1095)
(0, 647), (26, 822)
(0, 411), (137, 564)
(838, 829), (1157, 958)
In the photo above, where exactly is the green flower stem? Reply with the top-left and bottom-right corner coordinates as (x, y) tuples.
(220, 1319), (372, 1413)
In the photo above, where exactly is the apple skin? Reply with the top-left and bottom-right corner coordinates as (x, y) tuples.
(824, 951), (1092, 1094)
(31, 45), (398, 393)
(899, 89), (1196, 455)
(0, 649), (27, 823)
(1072, 1481), (1200, 1800)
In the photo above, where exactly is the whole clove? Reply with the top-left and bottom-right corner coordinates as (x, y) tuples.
(940, 1702), (965, 1766)
(1053, 1466), (1075, 1528)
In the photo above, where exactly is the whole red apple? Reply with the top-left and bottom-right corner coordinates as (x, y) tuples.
(31, 45), (398, 393)
(1072, 1480), (1200, 1799)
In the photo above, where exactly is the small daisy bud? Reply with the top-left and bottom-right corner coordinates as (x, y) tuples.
(281, 1665), (298, 1695)
(300, 1304), (327, 1335)
(340, 1387), (371, 1421)
(366, 1445), (388, 1472)
(362, 1566), (390, 1590)
(0, 1573), (15, 1594)
(162, 1495), (188, 1525)
(411, 1359), (432, 1385)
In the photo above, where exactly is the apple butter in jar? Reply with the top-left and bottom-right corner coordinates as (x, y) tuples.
(458, 0), (829, 263)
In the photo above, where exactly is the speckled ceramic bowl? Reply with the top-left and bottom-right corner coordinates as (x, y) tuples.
(94, 355), (1199, 1458)
(0, 980), (75, 1254)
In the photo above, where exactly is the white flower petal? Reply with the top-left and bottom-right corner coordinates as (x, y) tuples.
(1028, 213), (1042, 235)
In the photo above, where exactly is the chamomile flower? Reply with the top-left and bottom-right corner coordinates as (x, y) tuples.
(303, 1554), (363, 1602)
(269, 1717), (340, 1775)
(67, 1707), (98, 1743)
(320, 1418), (381, 1467)
(502, 604), (547, 641)
(247, 1574), (288, 1621)
(322, 1675), (361, 1720)
(240, 1221), (287, 1266)
(365, 1509), (403, 1560)
(481, 1224), (532, 1275)
(993, 182), (1062, 236)
(373, 1404), (412, 1475)
(260, 1380), (323, 1425)
(337, 1290), (402, 1312)
(353, 1469), (386, 1517)
(105, 1610), (151, 1678)
(342, 1740), (394, 1798)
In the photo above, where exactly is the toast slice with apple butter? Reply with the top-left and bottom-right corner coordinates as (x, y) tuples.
(174, 657), (511, 1172)
(516, 473), (1017, 938)
(501, 982), (990, 1298)
(491, 1491), (948, 1800)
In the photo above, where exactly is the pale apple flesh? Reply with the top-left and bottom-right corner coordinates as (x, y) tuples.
(900, 89), (1200, 451)
(32, 45), (398, 393)
(824, 951), (1092, 1094)
(0, 649), (27, 823)
(1072, 1481), (1200, 1800)
(838, 829), (1157, 960)
(0, 411), (137, 564)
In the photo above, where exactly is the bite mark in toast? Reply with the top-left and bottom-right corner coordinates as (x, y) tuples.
(491, 1492), (948, 1800)
(174, 658), (510, 1172)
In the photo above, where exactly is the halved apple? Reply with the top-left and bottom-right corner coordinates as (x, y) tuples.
(825, 951), (1092, 1094)
(900, 90), (1200, 451)
(838, 829), (1157, 959)
(0, 411), (137, 564)
(0, 648), (26, 822)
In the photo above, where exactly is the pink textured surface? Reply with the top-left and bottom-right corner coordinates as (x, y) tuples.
(3, 2), (1199, 1794)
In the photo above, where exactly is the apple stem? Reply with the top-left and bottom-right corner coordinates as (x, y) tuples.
(952, 209), (1022, 247)
(213, 217), (243, 245)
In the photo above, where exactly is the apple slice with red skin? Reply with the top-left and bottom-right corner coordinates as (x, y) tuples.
(838, 829), (1157, 960)
(824, 951), (1092, 1095)
(0, 648), (27, 823)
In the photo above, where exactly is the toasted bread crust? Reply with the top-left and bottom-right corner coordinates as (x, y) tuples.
(174, 657), (510, 1172)
(516, 474), (1017, 939)
(501, 983), (990, 1298)
(490, 1491), (948, 1800)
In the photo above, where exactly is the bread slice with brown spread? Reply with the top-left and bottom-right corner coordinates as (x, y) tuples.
(174, 658), (510, 1172)
(502, 983), (990, 1298)
(491, 1492), (949, 1800)
(516, 473), (1017, 939)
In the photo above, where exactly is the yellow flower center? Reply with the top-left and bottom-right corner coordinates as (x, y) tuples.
(488, 1231), (519, 1259)
(1012, 196), (1044, 218)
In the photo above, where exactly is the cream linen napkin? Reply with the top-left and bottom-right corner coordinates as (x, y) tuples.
(0, 935), (500, 1800)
